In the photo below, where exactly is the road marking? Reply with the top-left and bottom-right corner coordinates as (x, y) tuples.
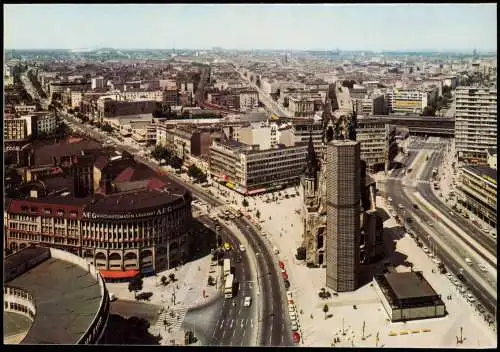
(233, 329), (236, 337)
(250, 319), (254, 328)
(229, 319), (234, 329)
(269, 334), (272, 344)
(220, 319), (224, 328)
(222, 329), (226, 339)
(241, 319), (245, 328)
(282, 335), (284, 343)
(212, 329), (217, 337)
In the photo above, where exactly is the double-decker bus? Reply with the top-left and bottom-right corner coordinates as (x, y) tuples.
(224, 274), (234, 299)
(223, 258), (231, 277)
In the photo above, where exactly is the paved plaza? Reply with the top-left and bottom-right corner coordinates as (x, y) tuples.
(106, 254), (220, 345)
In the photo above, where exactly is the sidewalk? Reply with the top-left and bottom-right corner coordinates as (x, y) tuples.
(106, 254), (220, 346)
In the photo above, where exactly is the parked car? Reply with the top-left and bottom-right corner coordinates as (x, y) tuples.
(290, 321), (299, 331)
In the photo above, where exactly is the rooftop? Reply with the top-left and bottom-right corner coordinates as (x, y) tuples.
(461, 165), (497, 184)
(5, 248), (102, 344)
(384, 271), (438, 300)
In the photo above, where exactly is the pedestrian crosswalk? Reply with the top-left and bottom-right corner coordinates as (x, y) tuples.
(154, 306), (188, 332)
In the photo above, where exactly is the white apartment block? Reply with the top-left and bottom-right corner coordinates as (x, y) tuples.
(71, 91), (83, 109)
(388, 89), (429, 114)
(455, 86), (497, 163)
(239, 90), (259, 112)
(91, 77), (105, 90)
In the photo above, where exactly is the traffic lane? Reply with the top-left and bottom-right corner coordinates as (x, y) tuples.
(388, 188), (497, 316)
(234, 219), (291, 346)
(240, 221), (292, 347)
(216, 223), (258, 345)
(233, 220), (274, 346)
(419, 185), (497, 257)
(402, 203), (497, 317)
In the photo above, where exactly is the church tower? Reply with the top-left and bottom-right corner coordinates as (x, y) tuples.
(303, 132), (319, 202)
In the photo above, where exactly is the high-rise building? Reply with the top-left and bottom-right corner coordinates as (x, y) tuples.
(325, 139), (361, 292)
(455, 86), (497, 164)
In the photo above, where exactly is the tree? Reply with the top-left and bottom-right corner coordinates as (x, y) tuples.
(169, 156), (183, 170)
(323, 304), (329, 319)
(128, 276), (143, 298)
(101, 123), (113, 133)
(242, 198), (249, 207)
(296, 246), (306, 260)
(256, 210), (260, 219)
(422, 106), (436, 117)
(169, 273), (176, 282)
(161, 275), (167, 286)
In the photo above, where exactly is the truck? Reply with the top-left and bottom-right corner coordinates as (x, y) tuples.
(224, 274), (234, 299)
(223, 258), (231, 277)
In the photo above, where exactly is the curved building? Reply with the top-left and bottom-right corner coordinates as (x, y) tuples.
(4, 246), (110, 344)
(5, 151), (193, 281)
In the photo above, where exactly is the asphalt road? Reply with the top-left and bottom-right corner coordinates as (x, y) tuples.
(191, 215), (257, 346)
(233, 218), (293, 346)
(386, 140), (497, 318)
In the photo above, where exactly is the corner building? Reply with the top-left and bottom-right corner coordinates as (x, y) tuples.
(326, 140), (361, 292)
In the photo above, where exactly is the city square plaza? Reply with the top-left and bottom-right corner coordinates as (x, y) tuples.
(210, 179), (497, 348)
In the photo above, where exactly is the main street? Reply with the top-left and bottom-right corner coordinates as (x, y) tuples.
(188, 214), (257, 346)
(232, 65), (291, 118)
(385, 138), (497, 319)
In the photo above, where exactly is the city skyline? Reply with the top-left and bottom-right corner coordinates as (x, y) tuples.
(4, 4), (497, 52)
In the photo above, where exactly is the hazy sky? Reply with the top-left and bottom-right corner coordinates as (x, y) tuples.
(4, 4), (497, 51)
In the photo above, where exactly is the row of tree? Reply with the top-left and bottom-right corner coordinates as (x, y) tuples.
(151, 145), (184, 169)
(187, 164), (207, 183)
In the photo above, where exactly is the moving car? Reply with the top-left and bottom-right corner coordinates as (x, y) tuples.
(422, 246), (429, 253)
(243, 296), (252, 307)
(464, 257), (472, 265)
(478, 264), (488, 272)
(398, 203), (404, 209)
(239, 244), (246, 252)
(387, 197), (393, 202)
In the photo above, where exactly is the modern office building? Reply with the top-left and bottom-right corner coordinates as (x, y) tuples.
(456, 165), (497, 228)
(209, 140), (308, 195)
(291, 118), (325, 158)
(356, 117), (398, 172)
(325, 139), (361, 292)
(388, 89), (429, 114)
(455, 86), (497, 164)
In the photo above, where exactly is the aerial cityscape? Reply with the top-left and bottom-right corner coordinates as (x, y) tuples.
(3, 3), (497, 348)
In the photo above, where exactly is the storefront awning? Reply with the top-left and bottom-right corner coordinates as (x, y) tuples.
(99, 269), (139, 280)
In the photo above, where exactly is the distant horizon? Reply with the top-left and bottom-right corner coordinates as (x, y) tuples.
(4, 4), (497, 52)
(4, 47), (497, 54)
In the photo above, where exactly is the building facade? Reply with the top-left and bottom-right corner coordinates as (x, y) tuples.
(209, 140), (308, 195)
(388, 89), (429, 114)
(325, 140), (361, 292)
(356, 117), (398, 173)
(456, 165), (497, 228)
(455, 86), (497, 163)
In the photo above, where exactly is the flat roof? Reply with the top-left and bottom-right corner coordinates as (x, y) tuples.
(6, 256), (102, 344)
(462, 165), (497, 184)
(384, 272), (437, 300)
